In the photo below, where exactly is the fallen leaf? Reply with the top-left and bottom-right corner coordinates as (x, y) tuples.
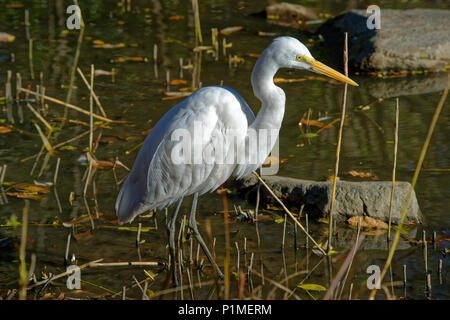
(95, 69), (114, 76)
(6, 192), (42, 200)
(220, 26), (243, 35)
(347, 216), (388, 229)
(298, 132), (318, 139)
(93, 43), (125, 49)
(0, 126), (12, 133)
(169, 15), (184, 20)
(169, 79), (187, 85)
(298, 284), (327, 291)
(257, 31), (279, 37)
(33, 180), (54, 187)
(59, 145), (77, 150)
(11, 182), (50, 194)
(228, 56), (245, 64)
(274, 217), (284, 224)
(326, 175), (340, 182)
(346, 170), (378, 180)
(112, 57), (149, 63)
(6, 3), (24, 8)
(162, 96), (185, 101)
(298, 119), (324, 128)
(73, 230), (93, 241)
(247, 53), (261, 58)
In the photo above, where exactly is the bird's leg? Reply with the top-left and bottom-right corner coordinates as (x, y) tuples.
(166, 197), (183, 287)
(188, 192), (224, 280)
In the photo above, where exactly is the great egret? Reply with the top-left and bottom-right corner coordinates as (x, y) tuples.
(116, 36), (358, 285)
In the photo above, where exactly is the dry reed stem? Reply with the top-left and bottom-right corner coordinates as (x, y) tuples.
(77, 67), (107, 117)
(89, 64), (94, 154)
(33, 123), (54, 153)
(19, 88), (113, 122)
(26, 102), (52, 132)
(328, 32), (349, 253)
(63, 0), (85, 120)
(388, 98), (399, 240)
(19, 200), (30, 300)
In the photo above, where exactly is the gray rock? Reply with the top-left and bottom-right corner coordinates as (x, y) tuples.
(318, 9), (450, 71)
(234, 175), (421, 224)
(265, 2), (319, 28)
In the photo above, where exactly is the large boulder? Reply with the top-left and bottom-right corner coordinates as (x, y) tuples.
(318, 9), (450, 71)
(263, 2), (319, 28)
(234, 175), (421, 224)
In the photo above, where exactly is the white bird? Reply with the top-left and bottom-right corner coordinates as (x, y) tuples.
(116, 36), (358, 285)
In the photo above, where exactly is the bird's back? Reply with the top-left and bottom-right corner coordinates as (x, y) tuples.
(116, 86), (255, 224)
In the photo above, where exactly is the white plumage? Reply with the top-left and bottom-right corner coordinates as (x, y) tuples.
(115, 36), (357, 285)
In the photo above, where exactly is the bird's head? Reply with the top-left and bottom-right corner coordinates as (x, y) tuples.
(268, 36), (358, 87)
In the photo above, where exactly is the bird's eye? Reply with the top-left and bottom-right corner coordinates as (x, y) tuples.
(296, 55), (313, 65)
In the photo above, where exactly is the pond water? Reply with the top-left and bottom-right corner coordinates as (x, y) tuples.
(0, 0), (448, 300)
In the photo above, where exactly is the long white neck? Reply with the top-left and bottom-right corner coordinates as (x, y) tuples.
(250, 54), (285, 131)
(238, 53), (286, 174)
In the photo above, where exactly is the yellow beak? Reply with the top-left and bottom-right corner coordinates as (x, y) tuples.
(310, 59), (358, 87)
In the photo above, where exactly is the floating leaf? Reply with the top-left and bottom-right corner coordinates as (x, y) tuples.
(6, 192), (42, 200)
(346, 170), (378, 180)
(93, 43), (125, 49)
(274, 217), (284, 224)
(220, 26), (243, 35)
(162, 96), (185, 101)
(298, 132), (318, 139)
(298, 284), (327, 291)
(298, 119), (324, 128)
(0, 126), (12, 134)
(247, 53), (261, 58)
(112, 57), (149, 63)
(73, 230), (93, 241)
(347, 216), (388, 229)
(169, 15), (184, 20)
(95, 69), (115, 76)
(228, 56), (245, 64)
(169, 79), (187, 85)
(6, 3), (24, 8)
(326, 175), (339, 182)
(33, 180), (54, 187)
(317, 218), (329, 224)
(59, 145), (77, 150)
(11, 182), (50, 194)
(257, 31), (279, 37)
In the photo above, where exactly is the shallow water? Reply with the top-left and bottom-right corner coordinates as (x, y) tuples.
(0, 0), (448, 300)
